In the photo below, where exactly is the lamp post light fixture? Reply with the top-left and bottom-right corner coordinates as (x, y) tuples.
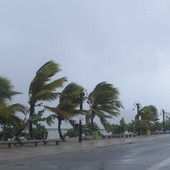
(134, 102), (141, 120)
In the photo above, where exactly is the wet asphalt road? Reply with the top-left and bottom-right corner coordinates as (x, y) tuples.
(1, 135), (170, 170)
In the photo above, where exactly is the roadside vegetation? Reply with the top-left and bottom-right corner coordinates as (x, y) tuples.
(0, 60), (167, 141)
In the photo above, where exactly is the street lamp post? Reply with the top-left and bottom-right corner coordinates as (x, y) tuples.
(134, 102), (141, 136)
(79, 118), (82, 142)
(162, 110), (165, 133)
(79, 92), (84, 142)
(135, 103), (141, 120)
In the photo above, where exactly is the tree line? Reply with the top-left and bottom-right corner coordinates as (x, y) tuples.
(0, 60), (167, 141)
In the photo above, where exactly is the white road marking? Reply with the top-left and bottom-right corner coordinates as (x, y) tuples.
(121, 159), (132, 163)
(148, 158), (170, 170)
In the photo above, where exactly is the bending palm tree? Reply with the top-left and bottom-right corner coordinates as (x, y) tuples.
(28, 60), (67, 139)
(45, 82), (83, 140)
(0, 76), (26, 139)
(87, 81), (123, 131)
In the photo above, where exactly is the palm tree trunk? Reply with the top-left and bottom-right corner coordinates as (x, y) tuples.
(29, 104), (35, 139)
(91, 111), (95, 131)
(58, 117), (64, 141)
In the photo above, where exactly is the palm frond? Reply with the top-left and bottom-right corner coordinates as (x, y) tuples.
(36, 60), (61, 80)
(46, 114), (57, 126)
(0, 105), (11, 120)
(45, 77), (67, 91)
(34, 91), (59, 102)
(7, 103), (27, 115)
(0, 76), (21, 101)
(29, 60), (66, 98)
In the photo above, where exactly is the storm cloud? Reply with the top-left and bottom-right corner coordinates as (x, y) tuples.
(1, 0), (170, 122)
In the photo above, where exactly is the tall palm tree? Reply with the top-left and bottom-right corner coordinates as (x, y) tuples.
(87, 81), (123, 131)
(45, 82), (84, 140)
(28, 60), (67, 139)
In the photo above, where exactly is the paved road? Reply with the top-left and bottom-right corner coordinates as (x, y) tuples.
(1, 135), (170, 170)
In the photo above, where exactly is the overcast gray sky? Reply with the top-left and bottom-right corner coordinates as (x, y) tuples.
(1, 0), (170, 123)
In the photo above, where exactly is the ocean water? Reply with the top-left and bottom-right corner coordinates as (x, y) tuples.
(47, 128), (68, 139)
(47, 129), (59, 139)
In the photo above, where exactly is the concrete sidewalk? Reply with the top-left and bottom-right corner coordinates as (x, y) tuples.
(0, 134), (168, 163)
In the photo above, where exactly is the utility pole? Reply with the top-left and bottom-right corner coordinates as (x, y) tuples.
(162, 110), (165, 133)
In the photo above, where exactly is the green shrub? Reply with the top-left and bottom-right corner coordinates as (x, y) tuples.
(0, 124), (26, 141)
(65, 128), (79, 138)
(0, 126), (15, 140)
(31, 124), (48, 139)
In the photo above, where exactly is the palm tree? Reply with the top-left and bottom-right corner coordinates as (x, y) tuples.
(87, 81), (123, 131)
(0, 76), (26, 121)
(0, 76), (27, 139)
(140, 105), (158, 122)
(45, 82), (84, 140)
(0, 101), (27, 140)
(28, 60), (67, 139)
